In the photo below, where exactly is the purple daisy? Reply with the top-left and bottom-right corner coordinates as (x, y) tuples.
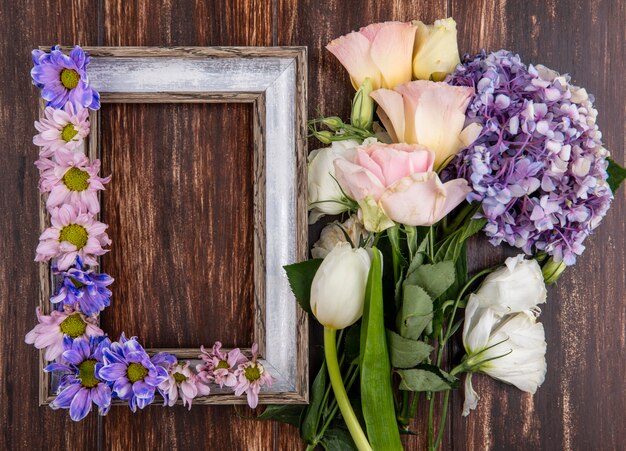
(51, 256), (114, 317)
(446, 50), (613, 265)
(97, 334), (173, 412)
(45, 335), (112, 421)
(31, 45), (100, 110)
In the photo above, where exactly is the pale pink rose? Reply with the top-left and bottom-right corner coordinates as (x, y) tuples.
(326, 21), (417, 90)
(370, 80), (482, 168)
(334, 142), (470, 231)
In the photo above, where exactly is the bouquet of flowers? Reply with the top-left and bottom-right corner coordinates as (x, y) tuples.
(273, 18), (626, 450)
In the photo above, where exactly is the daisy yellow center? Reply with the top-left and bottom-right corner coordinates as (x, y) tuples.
(62, 167), (90, 192)
(78, 359), (99, 388)
(59, 313), (87, 338)
(244, 365), (261, 382)
(59, 224), (88, 249)
(60, 69), (80, 89)
(173, 372), (188, 384)
(127, 363), (149, 383)
(216, 360), (229, 370)
(70, 277), (86, 289)
(61, 124), (79, 142)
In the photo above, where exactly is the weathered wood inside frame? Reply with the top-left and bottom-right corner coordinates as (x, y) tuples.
(37, 47), (308, 406)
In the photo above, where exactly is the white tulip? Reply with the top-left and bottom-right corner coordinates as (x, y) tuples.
(308, 140), (359, 223)
(311, 215), (370, 259)
(461, 256), (548, 416)
(474, 255), (547, 315)
(310, 242), (372, 330)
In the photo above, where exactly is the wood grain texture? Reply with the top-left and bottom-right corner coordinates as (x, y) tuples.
(2, 0), (625, 450)
(448, 1), (626, 450)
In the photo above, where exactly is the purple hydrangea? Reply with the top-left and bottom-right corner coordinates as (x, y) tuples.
(97, 333), (174, 412)
(45, 335), (112, 421)
(446, 50), (613, 265)
(51, 257), (114, 316)
(31, 45), (100, 110)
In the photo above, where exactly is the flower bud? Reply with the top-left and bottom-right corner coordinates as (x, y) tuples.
(310, 243), (372, 330)
(321, 116), (345, 131)
(412, 18), (461, 81)
(351, 78), (374, 131)
(541, 257), (567, 284)
(313, 130), (334, 144)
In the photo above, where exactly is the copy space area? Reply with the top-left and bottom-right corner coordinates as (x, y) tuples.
(100, 103), (255, 348)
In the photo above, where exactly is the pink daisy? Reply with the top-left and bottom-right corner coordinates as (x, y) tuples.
(196, 341), (247, 388)
(38, 151), (110, 214)
(25, 306), (104, 361)
(233, 344), (274, 408)
(35, 204), (111, 271)
(33, 103), (90, 157)
(158, 361), (210, 410)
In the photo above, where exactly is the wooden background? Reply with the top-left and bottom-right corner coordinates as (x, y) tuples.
(1, 0), (624, 449)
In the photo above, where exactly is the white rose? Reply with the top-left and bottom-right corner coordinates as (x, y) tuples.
(308, 140), (359, 223)
(310, 242), (371, 330)
(311, 215), (369, 259)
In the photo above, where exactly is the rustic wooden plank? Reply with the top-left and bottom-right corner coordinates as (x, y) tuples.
(0, 0), (100, 449)
(276, 1), (450, 449)
(449, 1), (626, 450)
(98, 1), (289, 450)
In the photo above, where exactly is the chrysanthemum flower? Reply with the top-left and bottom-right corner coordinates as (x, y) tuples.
(197, 341), (246, 388)
(159, 361), (210, 410)
(97, 334), (172, 412)
(25, 306), (104, 361)
(45, 336), (112, 421)
(447, 50), (612, 265)
(35, 204), (111, 271)
(31, 45), (100, 110)
(38, 151), (110, 214)
(50, 256), (113, 316)
(33, 103), (90, 157)
(233, 344), (274, 408)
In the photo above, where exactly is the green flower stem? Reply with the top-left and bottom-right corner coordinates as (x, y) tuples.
(316, 364), (360, 443)
(324, 327), (372, 451)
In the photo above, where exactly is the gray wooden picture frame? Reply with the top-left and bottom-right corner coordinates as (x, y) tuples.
(37, 47), (308, 405)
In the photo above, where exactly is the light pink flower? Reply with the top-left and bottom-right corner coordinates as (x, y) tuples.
(25, 306), (104, 361)
(158, 361), (210, 410)
(233, 344), (274, 408)
(38, 151), (110, 214)
(326, 21), (417, 90)
(334, 142), (470, 231)
(370, 80), (482, 168)
(196, 341), (247, 388)
(35, 204), (111, 271)
(33, 103), (90, 157)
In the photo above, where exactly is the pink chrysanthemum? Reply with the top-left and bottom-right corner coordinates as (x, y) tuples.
(38, 151), (110, 214)
(158, 361), (210, 410)
(33, 103), (90, 157)
(25, 306), (104, 361)
(35, 204), (111, 271)
(233, 344), (274, 408)
(197, 341), (247, 388)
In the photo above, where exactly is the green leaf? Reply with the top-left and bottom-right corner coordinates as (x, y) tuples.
(406, 235), (429, 277)
(343, 324), (361, 365)
(256, 404), (304, 428)
(386, 330), (433, 369)
(360, 248), (403, 450)
(404, 261), (455, 300)
(458, 217), (488, 242)
(387, 225), (408, 267)
(608, 158), (626, 192)
(397, 285), (433, 340)
(283, 259), (323, 314)
(301, 361), (328, 443)
(397, 365), (459, 392)
(320, 427), (358, 451)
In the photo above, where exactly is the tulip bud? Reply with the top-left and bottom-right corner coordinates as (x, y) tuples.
(351, 78), (374, 131)
(541, 257), (567, 284)
(310, 243), (372, 329)
(412, 18), (461, 81)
